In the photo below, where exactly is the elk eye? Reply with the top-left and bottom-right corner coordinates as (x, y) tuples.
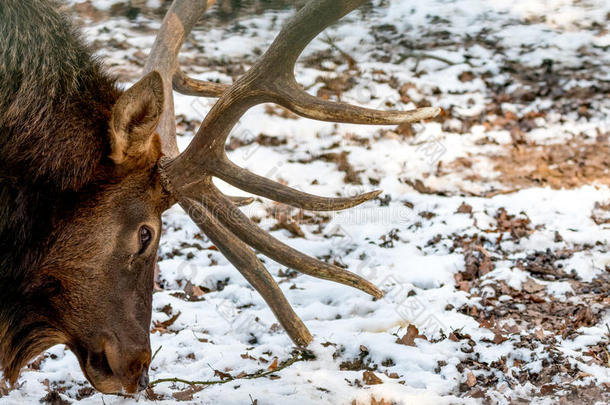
(138, 226), (153, 254)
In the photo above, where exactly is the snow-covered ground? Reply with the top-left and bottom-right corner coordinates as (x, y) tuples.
(2, 0), (609, 404)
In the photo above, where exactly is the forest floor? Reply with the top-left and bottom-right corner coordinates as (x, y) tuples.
(1, 0), (609, 404)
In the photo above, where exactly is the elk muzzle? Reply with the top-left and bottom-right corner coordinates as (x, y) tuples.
(76, 329), (151, 394)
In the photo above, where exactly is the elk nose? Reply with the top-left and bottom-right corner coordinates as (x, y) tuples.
(137, 368), (149, 392)
(125, 348), (151, 393)
(101, 337), (151, 394)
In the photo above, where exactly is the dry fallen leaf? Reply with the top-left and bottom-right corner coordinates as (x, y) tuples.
(371, 398), (391, 405)
(172, 386), (204, 401)
(466, 371), (477, 387)
(151, 311), (181, 334)
(214, 369), (232, 381)
(184, 281), (206, 300)
(492, 331), (506, 344)
(456, 202), (473, 214)
(267, 357), (279, 371)
(396, 324), (427, 346)
(523, 278), (544, 294)
(363, 370), (383, 385)
(458, 71), (475, 82)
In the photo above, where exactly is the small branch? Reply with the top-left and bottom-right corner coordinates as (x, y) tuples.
(149, 350), (313, 388)
(321, 35), (358, 70)
(397, 52), (462, 67)
(151, 345), (163, 363)
(404, 179), (520, 198)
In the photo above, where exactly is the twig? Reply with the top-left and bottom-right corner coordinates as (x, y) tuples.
(149, 350), (311, 387)
(404, 178), (520, 198)
(151, 345), (163, 363)
(397, 52), (463, 68)
(321, 35), (358, 70)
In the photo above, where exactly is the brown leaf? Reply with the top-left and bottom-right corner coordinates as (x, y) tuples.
(403, 179), (444, 195)
(523, 278), (544, 294)
(492, 331), (506, 344)
(362, 370), (383, 385)
(456, 202), (473, 214)
(371, 398), (391, 405)
(172, 386), (204, 401)
(495, 208), (533, 240)
(457, 280), (471, 292)
(151, 311), (181, 334)
(591, 201), (610, 225)
(241, 353), (255, 360)
(39, 392), (71, 405)
(184, 281), (206, 300)
(479, 316), (495, 329)
(214, 369), (233, 380)
(466, 371), (477, 387)
(396, 324), (427, 346)
(395, 122), (415, 137)
(317, 151), (362, 185)
(398, 82), (415, 103)
(144, 387), (163, 401)
(267, 357), (279, 371)
(449, 330), (471, 341)
(461, 246), (494, 281)
(27, 354), (45, 371)
(270, 219), (305, 238)
(458, 71), (475, 82)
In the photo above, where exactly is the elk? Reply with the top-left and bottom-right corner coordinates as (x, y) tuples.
(0, 0), (439, 395)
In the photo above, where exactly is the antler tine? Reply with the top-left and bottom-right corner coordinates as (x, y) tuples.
(173, 67), (230, 97)
(144, 0), (228, 156)
(181, 197), (313, 347)
(144, 0), (208, 156)
(188, 181), (383, 298)
(210, 159), (381, 211)
(271, 82), (442, 125)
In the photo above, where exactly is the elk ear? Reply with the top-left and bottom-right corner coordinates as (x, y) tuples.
(109, 71), (164, 165)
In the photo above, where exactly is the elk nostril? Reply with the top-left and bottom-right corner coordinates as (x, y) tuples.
(87, 347), (113, 378)
(138, 368), (150, 392)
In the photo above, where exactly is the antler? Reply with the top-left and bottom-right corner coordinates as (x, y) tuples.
(147, 0), (440, 346)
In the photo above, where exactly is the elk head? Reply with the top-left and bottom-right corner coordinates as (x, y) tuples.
(52, 72), (166, 394)
(1, 72), (166, 394)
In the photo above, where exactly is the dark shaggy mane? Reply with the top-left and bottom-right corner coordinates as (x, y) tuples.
(0, 0), (121, 191)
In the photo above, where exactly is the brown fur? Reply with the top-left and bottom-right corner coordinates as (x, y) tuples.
(0, 0), (167, 393)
